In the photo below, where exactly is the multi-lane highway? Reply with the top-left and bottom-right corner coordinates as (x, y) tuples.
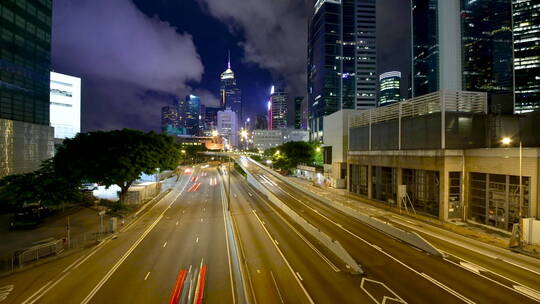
(0, 159), (538, 303)
(0, 166), (235, 304)
(236, 156), (539, 303)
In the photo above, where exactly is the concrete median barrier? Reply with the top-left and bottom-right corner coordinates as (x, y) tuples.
(245, 173), (363, 274)
(246, 158), (442, 258)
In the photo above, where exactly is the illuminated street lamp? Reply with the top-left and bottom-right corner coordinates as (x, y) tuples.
(501, 137), (523, 219)
(211, 130), (219, 137)
(240, 129), (248, 138)
(316, 147), (321, 152)
(181, 149), (186, 154)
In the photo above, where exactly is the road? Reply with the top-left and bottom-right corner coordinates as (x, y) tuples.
(237, 156), (539, 303)
(0, 166), (234, 304)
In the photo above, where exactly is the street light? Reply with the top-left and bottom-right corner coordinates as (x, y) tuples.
(501, 137), (523, 219)
(211, 130), (219, 137)
(316, 147), (321, 152)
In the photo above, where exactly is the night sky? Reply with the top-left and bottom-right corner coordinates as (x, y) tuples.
(51, 0), (411, 132)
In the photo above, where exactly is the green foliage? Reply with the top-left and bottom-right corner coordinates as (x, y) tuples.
(266, 141), (315, 172)
(0, 159), (81, 212)
(54, 129), (181, 202)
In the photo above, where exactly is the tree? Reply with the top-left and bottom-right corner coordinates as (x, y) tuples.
(0, 173), (36, 212)
(54, 129), (181, 203)
(269, 141), (315, 172)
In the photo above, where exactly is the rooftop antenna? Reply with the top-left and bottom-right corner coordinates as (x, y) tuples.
(227, 50), (231, 69)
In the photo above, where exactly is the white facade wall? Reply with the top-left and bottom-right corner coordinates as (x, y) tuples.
(217, 109), (239, 147)
(253, 129), (282, 150)
(50, 72), (81, 139)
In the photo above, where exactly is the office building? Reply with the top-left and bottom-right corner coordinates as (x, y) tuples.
(308, 0), (377, 140)
(270, 83), (288, 130)
(0, 1), (54, 177)
(379, 71), (401, 106)
(294, 97), (304, 129)
(220, 53), (242, 122)
(252, 129), (282, 150)
(217, 108), (239, 147)
(50, 72), (81, 140)
(203, 106), (221, 132)
(513, 0), (540, 113)
(184, 94), (200, 135)
(411, 0), (515, 113)
(255, 114), (268, 130)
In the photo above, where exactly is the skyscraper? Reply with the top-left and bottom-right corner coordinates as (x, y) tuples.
(0, 1), (54, 177)
(411, 0), (462, 97)
(217, 108), (239, 147)
(411, 0), (515, 111)
(461, 0), (513, 95)
(513, 0), (540, 113)
(184, 94), (200, 135)
(379, 71), (401, 106)
(294, 97), (304, 129)
(308, 0), (377, 139)
(220, 53), (242, 121)
(270, 83), (288, 130)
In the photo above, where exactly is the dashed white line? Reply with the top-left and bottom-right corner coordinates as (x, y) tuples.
(144, 272), (151, 281)
(163, 242), (167, 248)
(196, 237), (199, 243)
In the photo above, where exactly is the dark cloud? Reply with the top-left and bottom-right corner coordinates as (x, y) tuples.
(197, 0), (308, 97)
(52, 0), (204, 131)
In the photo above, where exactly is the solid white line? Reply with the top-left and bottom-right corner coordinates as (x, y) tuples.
(268, 175), (475, 303)
(252, 210), (315, 304)
(220, 176), (236, 304)
(21, 281), (52, 304)
(79, 177), (191, 304)
(296, 272), (303, 281)
(144, 272), (150, 281)
(270, 271), (284, 304)
(514, 285), (540, 301)
(420, 273), (475, 304)
(251, 189), (340, 272)
(61, 254), (85, 274)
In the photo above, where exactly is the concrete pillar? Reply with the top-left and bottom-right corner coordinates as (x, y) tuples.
(440, 169), (448, 221)
(368, 165), (373, 199)
(396, 167), (403, 210)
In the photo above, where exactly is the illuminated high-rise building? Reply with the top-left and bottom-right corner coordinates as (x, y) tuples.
(0, 1), (54, 177)
(220, 52), (242, 122)
(184, 94), (201, 135)
(308, 0), (377, 140)
(412, 0), (515, 112)
(379, 71), (401, 106)
(513, 0), (540, 113)
(270, 83), (288, 130)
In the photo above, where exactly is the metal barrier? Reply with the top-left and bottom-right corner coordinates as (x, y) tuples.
(17, 239), (64, 266)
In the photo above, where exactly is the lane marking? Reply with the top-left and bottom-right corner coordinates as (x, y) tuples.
(144, 272), (150, 281)
(254, 167), (476, 303)
(360, 278), (406, 304)
(252, 210), (315, 304)
(176, 221), (179, 226)
(514, 285), (540, 302)
(201, 218), (204, 222)
(296, 272), (303, 281)
(163, 242), (167, 248)
(270, 271), (285, 304)
(78, 177), (192, 304)
(196, 237), (199, 243)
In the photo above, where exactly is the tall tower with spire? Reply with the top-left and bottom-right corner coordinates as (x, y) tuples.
(220, 51), (242, 123)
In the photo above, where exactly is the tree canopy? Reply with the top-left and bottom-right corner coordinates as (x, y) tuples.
(265, 141), (316, 171)
(54, 129), (181, 202)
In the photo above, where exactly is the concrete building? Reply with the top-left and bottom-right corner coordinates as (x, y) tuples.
(217, 108), (239, 147)
(50, 72), (81, 140)
(0, 1), (54, 178)
(282, 128), (309, 143)
(347, 90), (539, 231)
(252, 129), (282, 150)
(323, 109), (359, 188)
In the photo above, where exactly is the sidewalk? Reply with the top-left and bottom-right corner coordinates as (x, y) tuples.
(0, 174), (179, 272)
(285, 175), (540, 258)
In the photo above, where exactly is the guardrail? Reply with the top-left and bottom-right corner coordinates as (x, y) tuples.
(237, 160), (363, 274)
(248, 158), (443, 257)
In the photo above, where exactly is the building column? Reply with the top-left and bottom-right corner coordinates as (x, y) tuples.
(440, 168), (449, 221)
(368, 165), (373, 199)
(396, 167), (403, 210)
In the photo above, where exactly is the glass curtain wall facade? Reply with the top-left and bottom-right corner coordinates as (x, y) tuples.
(513, 0), (540, 113)
(270, 84), (288, 130)
(185, 94), (200, 135)
(379, 71), (401, 106)
(355, 0), (377, 109)
(461, 0), (513, 95)
(0, 1), (52, 125)
(220, 56), (242, 122)
(411, 0), (439, 96)
(308, 0), (377, 139)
